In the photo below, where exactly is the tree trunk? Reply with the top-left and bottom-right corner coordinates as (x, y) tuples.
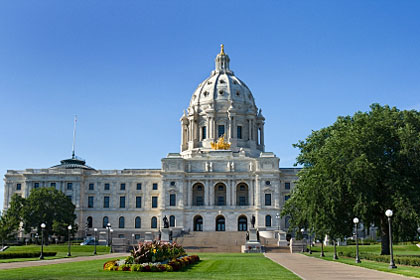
(380, 216), (390, 255)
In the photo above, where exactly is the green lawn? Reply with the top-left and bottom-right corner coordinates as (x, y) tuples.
(0, 245), (110, 263)
(0, 253), (299, 280)
(306, 244), (420, 278)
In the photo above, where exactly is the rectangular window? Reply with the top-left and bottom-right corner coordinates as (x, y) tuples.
(120, 196), (126, 208)
(153, 183), (158, 190)
(196, 196), (203, 206)
(88, 196), (94, 208)
(218, 125), (225, 137)
(135, 234), (140, 240)
(285, 182), (290, 190)
(104, 183), (110, 190)
(285, 195), (290, 201)
(136, 183), (142, 190)
(152, 196), (158, 208)
(237, 126), (242, 139)
(202, 126), (207, 140)
(67, 183), (73, 190)
(170, 194), (176, 206)
(104, 196), (110, 208)
(120, 183), (126, 190)
(34, 182), (39, 188)
(89, 183), (94, 190)
(217, 196), (225, 206)
(16, 183), (21, 190)
(265, 193), (271, 206)
(239, 196), (246, 206)
(136, 196), (142, 208)
(50, 182), (56, 187)
(118, 234), (125, 238)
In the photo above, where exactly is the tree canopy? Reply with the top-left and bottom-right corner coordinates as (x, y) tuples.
(3, 187), (77, 241)
(22, 187), (77, 238)
(282, 104), (420, 255)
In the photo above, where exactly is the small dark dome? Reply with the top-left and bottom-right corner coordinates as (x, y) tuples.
(50, 156), (95, 170)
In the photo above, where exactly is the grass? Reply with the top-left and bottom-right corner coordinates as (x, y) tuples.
(0, 245), (110, 263)
(305, 244), (420, 278)
(0, 253), (300, 280)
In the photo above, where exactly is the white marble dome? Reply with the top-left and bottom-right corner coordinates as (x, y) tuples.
(181, 45), (266, 157)
(189, 45), (258, 115)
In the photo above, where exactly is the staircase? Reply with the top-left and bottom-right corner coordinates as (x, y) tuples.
(260, 235), (290, 253)
(174, 231), (246, 253)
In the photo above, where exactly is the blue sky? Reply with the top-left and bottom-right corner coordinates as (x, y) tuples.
(1, 1), (420, 208)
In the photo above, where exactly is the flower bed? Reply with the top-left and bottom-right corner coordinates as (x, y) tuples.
(103, 241), (199, 272)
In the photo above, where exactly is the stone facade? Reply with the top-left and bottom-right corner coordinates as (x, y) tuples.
(3, 46), (299, 240)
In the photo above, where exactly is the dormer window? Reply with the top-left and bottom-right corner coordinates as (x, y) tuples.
(219, 80), (225, 84)
(204, 91), (209, 97)
(219, 90), (224, 95)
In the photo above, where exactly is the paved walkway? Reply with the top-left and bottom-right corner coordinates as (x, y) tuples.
(265, 253), (416, 280)
(0, 253), (128, 270)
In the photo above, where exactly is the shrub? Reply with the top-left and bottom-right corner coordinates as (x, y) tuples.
(342, 251), (420, 267)
(0, 252), (57, 259)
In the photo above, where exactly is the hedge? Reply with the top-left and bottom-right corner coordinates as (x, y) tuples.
(338, 251), (420, 266)
(0, 252), (57, 259)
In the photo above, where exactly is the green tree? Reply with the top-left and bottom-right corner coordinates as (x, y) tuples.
(0, 194), (25, 246)
(283, 104), (420, 255)
(22, 187), (76, 240)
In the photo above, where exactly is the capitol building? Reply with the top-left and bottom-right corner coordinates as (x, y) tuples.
(3, 46), (298, 240)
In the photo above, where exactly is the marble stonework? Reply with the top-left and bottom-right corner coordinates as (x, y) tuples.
(3, 46), (299, 239)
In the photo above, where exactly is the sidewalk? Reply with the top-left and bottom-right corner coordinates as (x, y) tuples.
(0, 253), (128, 270)
(265, 253), (416, 280)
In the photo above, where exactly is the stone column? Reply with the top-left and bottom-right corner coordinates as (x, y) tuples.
(205, 180), (210, 206)
(231, 180), (236, 206)
(255, 175), (261, 208)
(188, 180), (193, 207)
(228, 116), (233, 139)
(260, 122), (265, 148)
(209, 182), (214, 206)
(226, 181), (231, 206)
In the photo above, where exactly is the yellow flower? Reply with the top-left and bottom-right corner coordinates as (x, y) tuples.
(153, 249), (157, 254)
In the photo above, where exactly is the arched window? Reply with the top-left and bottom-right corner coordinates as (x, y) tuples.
(238, 215), (247, 231)
(102, 216), (108, 229)
(216, 215), (225, 231)
(135, 217), (141, 229)
(151, 216), (157, 228)
(265, 215), (272, 227)
(169, 215), (175, 227)
(87, 216), (93, 228)
(194, 215), (203, 231)
(119, 216), (125, 228)
(192, 183), (205, 206)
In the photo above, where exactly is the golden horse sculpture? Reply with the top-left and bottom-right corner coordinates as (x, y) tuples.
(210, 135), (231, 150)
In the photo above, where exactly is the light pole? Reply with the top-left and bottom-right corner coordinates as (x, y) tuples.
(110, 228), (114, 253)
(308, 231), (312, 254)
(67, 225), (72, 257)
(40, 223), (46, 259)
(132, 233), (135, 246)
(300, 228), (305, 253)
(106, 223), (111, 247)
(385, 209), (397, 269)
(333, 239), (339, 260)
(353, 217), (361, 263)
(93, 228), (98, 255)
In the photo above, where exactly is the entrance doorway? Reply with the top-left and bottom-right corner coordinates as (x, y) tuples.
(238, 215), (247, 231)
(194, 215), (203, 231)
(216, 215), (225, 231)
